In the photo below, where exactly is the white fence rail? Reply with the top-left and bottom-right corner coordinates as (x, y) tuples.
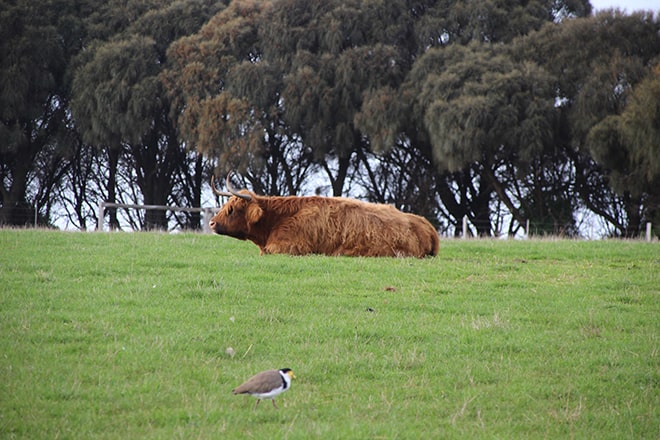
(97, 202), (216, 233)
(460, 215), (655, 241)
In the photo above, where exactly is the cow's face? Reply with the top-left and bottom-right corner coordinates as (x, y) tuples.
(209, 194), (263, 238)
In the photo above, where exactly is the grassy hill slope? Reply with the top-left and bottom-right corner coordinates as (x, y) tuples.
(1, 230), (658, 438)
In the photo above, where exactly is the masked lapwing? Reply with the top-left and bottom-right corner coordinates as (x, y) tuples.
(232, 368), (295, 408)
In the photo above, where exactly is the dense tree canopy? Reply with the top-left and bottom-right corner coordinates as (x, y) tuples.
(0, 0), (90, 225)
(587, 63), (660, 233)
(513, 10), (660, 236)
(71, 0), (221, 229)
(406, 43), (562, 233)
(1, 0), (659, 237)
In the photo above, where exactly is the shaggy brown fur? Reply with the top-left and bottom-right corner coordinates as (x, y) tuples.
(209, 191), (439, 258)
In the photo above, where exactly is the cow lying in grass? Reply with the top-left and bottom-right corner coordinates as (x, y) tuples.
(209, 175), (439, 258)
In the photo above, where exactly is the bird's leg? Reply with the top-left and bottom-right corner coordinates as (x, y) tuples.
(254, 399), (261, 409)
(272, 399), (278, 409)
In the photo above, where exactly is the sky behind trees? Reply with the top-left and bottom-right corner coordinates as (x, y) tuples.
(590, 0), (658, 11)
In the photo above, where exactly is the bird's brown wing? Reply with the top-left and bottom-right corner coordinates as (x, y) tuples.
(233, 370), (283, 395)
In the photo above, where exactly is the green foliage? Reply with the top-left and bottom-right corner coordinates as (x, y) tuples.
(166, 0), (426, 191)
(267, 0), (412, 159)
(72, 0), (222, 148)
(164, 0), (270, 171)
(164, 0), (593, 202)
(68, 0), (221, 229)
(73, 36), (162, 146)
(617, 64), (660, 185)
(411, 43), (556, 172)
(1, 230), (658, 438)
(0, 0), (90, 224)
(354, 86), (405, 153)
(517, 10), (660, 144)
(587, 64), (660, 235)
(510, 9), (660, 236)
(404, 41), (565, 232)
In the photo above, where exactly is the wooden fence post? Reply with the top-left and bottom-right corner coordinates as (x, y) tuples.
(203, 208), (213, 234)
(97, 202), (105, 231)
(526, 219), (530, 238)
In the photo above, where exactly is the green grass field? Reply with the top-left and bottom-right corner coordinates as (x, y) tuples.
(1, 230), (658, 439)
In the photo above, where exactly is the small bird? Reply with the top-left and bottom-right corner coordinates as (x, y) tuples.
(232, 368), (295, 408)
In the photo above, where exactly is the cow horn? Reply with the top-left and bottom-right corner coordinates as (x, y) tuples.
(211, 175), (233, 198)
(225, 173), (252, 201)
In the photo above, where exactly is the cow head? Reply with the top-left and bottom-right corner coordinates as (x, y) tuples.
(209, 175), (263, 238)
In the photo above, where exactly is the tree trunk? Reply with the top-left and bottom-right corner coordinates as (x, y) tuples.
(482, 166), (526, 229)
(323, 156), (351, 197)
(622, 192), (642, 238)
(0, 138), (37, 226)
(473, 168), (493, 237)
(106, 147), (120, 230)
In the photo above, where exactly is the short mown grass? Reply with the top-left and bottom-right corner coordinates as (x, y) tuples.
(1, 230), (658, 438)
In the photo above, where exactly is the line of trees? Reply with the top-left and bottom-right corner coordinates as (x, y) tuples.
(1, 0), (659, 237)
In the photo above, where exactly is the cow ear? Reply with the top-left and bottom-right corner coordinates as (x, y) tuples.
(245, 202), (263, 225)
